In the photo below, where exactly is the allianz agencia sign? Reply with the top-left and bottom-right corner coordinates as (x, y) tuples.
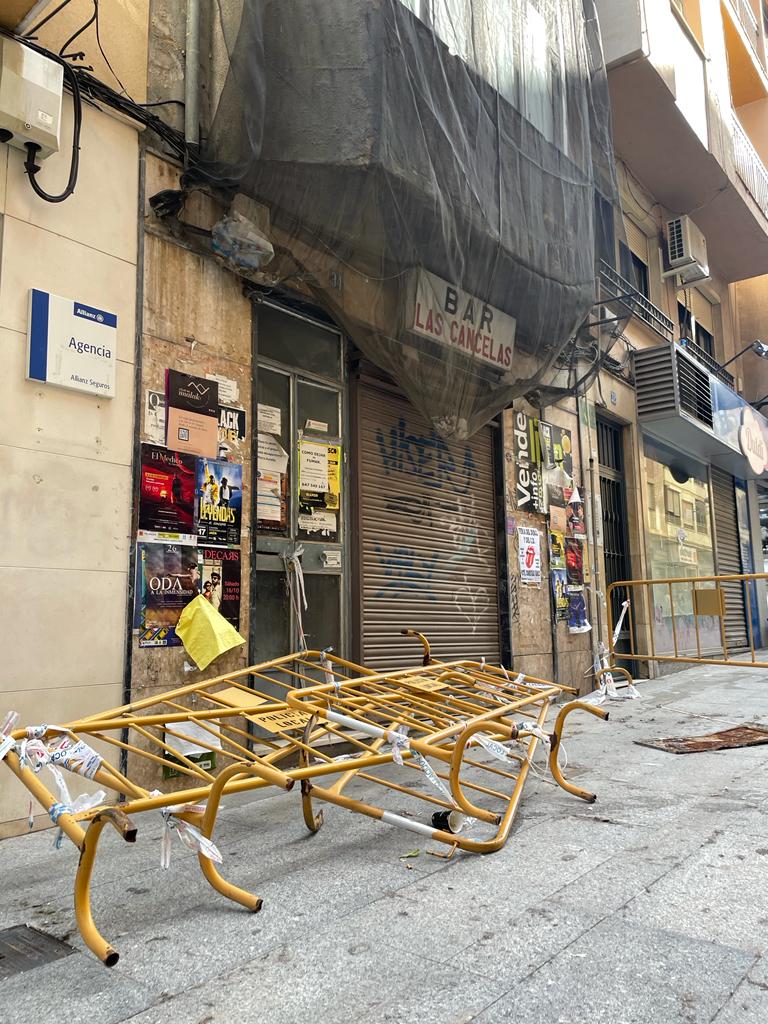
(408, 269), (516, 371)
(26, 288), (117, 398)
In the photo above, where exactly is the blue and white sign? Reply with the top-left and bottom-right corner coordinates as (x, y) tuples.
(27, 288), (117, 398)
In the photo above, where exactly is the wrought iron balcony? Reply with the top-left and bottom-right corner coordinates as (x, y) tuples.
(599, 260), (674, 342)
(732, 112), (768, 219)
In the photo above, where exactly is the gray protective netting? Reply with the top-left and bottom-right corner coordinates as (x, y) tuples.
(194, 0), (624, 439)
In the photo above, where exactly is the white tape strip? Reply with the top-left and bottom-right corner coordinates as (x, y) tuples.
(473, 732), (513, 762)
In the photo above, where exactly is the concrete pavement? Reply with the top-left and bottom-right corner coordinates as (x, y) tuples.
(2, 662), (768, 1023)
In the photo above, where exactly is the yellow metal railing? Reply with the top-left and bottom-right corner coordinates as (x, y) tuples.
(607, 572), (768, 670)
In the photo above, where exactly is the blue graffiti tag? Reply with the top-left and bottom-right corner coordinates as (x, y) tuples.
(375, 417), (480, 494)
(373, 543), (439, 600)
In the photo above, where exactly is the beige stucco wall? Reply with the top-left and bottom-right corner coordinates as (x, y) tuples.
(0, 95), (139, 835)
(4, 0), (150, 103)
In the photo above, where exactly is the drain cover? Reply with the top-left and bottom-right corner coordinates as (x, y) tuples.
(0, 925), (74, 979)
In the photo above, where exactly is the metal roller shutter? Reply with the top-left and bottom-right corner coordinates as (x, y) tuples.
(623, 217), (648, 261)
(690, 290), (714, 333)
(359, 384), (501, 669)
(711, 467), (748, 650)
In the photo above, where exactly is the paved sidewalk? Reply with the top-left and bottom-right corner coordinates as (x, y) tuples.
(3, 663), (768, 1024)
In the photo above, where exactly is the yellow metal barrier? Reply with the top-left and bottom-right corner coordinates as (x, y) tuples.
(606, 572), (768, 672)
(1, 641), (606, 966)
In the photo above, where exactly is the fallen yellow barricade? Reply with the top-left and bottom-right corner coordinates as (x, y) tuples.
(0, 638), (607, 966)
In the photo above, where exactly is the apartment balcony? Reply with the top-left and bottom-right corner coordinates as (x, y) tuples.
(732, 112), (768, 219)
(596, 0), (768, 281)
(721, 0), (768, 107)
(599, 260), (675, 343)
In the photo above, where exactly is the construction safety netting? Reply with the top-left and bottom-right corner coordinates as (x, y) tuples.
(192, 0), (623, 439)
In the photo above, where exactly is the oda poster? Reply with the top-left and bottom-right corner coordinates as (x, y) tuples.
(136, 541), (199, 647)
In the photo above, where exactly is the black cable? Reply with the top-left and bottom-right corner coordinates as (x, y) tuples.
(23, 0), (75, 38)
(59, 8), (95, 58)
(23, 52), (82, 203)
(93, 0), (130, 98)
(140, 99), (186, 109)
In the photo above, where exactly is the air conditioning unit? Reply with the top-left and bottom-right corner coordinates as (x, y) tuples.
(662, 215), (710, 285)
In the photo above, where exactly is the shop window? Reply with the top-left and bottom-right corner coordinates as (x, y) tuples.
(644, 442), (717, 655)
(664, 486), (681, 522)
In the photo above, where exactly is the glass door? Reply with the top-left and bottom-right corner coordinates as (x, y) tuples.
(252, 304), (346, 669)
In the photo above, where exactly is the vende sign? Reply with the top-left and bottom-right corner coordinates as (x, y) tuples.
(409, 269), (516, 372)
(26, 288), (117, 398)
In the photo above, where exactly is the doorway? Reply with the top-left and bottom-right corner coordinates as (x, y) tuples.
(251, 303), (347, 671)
(597, 417), (634, 667)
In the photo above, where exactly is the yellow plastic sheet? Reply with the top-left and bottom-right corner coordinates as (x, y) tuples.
(175, 595), (246, 670)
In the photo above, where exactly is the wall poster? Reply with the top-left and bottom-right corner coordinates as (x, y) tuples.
(198, 546), (241, 629)
(518, 526), (541, 586)
(136, 541), (199, 647)
(197, 459), (243, 545)
(138, 444), (196, 538)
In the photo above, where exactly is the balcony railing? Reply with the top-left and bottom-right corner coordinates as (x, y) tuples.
(733, 0), (762, 59)
(732, 111), (768, 219)
(599, 260), (675, 342)
(678, 338), (735, 388)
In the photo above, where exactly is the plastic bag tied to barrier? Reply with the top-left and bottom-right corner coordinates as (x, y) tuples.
(186, 0), (625, 439)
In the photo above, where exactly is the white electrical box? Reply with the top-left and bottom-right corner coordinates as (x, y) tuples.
(0, 36), (62, 160)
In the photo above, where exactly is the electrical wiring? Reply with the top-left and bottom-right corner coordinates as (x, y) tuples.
(58, 7), (95, 59)
(23, 0), (75, 39)
(93, 0), (130, 98)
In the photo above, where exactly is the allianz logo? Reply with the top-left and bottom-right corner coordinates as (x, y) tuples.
(75, 306), (105, 323)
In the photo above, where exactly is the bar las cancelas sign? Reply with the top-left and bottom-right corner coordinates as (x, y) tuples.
(409, 269), (516, 372)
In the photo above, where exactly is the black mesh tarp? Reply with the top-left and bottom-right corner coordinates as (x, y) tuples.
(195, 0), (622, 439)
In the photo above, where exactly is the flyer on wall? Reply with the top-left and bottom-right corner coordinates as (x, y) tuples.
(138, 444), (197, 538)
(136, 541), (199, 647)
(565, 537), (584, 587)
(517, 526), (541, 586)
(166, 369), (219, 458)
(198, 546), (241, 629)
(197, 459), (243, 545)
(551, 568), (569, 621)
